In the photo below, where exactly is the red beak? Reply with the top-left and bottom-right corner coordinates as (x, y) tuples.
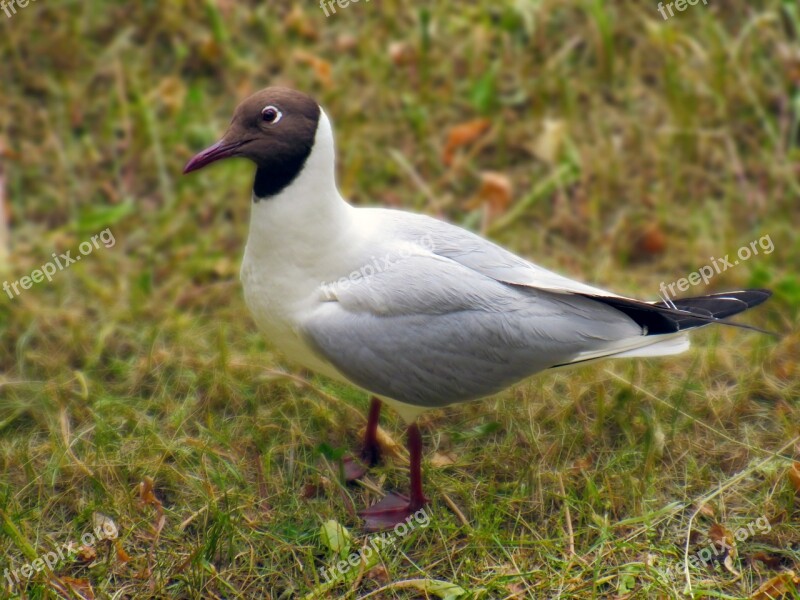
(183, 139), (245, 174)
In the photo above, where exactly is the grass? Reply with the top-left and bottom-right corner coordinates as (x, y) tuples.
(1, 0), (799, 598)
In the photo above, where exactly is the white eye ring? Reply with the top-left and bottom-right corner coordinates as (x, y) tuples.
(261, 105), (283, 124)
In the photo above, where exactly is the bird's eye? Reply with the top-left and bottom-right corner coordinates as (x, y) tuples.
(261, 106), (282, 124)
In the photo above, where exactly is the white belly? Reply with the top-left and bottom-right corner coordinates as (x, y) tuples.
(240, 248), (341, 379)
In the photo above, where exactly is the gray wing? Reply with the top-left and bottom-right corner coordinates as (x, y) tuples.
(302, 252), (643, 409)
(364, 208), (622, 297)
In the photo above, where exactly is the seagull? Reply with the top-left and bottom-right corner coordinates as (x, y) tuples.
(183, 87), (772, 530)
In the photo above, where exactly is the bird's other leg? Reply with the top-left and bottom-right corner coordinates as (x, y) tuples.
(361, 396), (382, 466)
(342, 397), (382, 481)
(359, 422), (429, 531)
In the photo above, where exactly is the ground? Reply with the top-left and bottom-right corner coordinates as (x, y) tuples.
(0, 1), (799, 598)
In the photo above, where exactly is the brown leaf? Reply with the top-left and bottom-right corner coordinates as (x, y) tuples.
(150, 77), (186, 114)
(301, 475), (331, 499)
(198, 37), (222, 64)
(787, 462), (800, 494)
(430, 451), (456, 468)
(139, 476), (165, 540)
(750, 571), (800, 600)
(75, 546), (96, 563)
(468, 171), (514, 218)
(496, 564), (526, 598)
(55, 577), (95, 600)
(294, 50), (332, 88)
(357, 425), (404, 460)
(531, 118), (566, 164)
(709, 522), (738, 573)
(569, 455), (594, 475)
(696, 504), (716, 519)
(443, 119), (491, 166)
(388, 41), (416, 66)
(709, 523), (734, 548)
(336, 34), (358, 53)
(139, 477), (162, 511)
(114, 540), (131, 563)
(752, 552), (783, 570)
(212, 0), (236, 17)
(364, 564), (390, 584)
(505, 582), (527, 599)
(635, 223), (667, 256)
(284, 5), (318, 40)
(91, 512), (118, 541)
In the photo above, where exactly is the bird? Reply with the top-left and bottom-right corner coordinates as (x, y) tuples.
(183, 87), (772, 531)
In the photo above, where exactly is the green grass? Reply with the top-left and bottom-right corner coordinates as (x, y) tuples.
(1, 1), (799, 598)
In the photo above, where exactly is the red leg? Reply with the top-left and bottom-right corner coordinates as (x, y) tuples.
(342, 397), (382, 481)
(359, 422), (429, 531)
(362, 396), (382, 466)
(407, 423), (427, 510)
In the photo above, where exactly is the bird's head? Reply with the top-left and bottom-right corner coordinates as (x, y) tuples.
(183, 87), (322, 196)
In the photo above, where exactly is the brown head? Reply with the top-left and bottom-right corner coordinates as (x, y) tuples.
(183, 87), (321, 199)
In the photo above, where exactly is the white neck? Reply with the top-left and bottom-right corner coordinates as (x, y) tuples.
(245, 109), (353, 264)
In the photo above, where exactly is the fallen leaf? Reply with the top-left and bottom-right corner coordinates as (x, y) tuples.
(430, 451), (456, 468)
(138, 476), (165, 543)
(496, 564), (526, 598)
(139, 477), (163, 511)
(54, 576), (95, 599)
(708, 522), (740, 577)
(617, 572), (636, 595)
(787, 462), (800, 494)
(336, 34), (358, 53)
(394, 579), (468, 599)
(294, 50), (332, 88)
(301, 475), (332, 499)
(358, 425), (405, 461)
(531, 118), (566, 164)
(212, 0), (236, 17)
(91, 512), (118, 541)
(709, 523), (736, 558)
(284, 5), (317, 40)
(114, 540), (131, 563)
(364, 564), (389, 584)
(320, 520), (352, 558)
(751, 570), (800, 600)
(388, 41), (416, 66)
(198, 37), (222, 64)
(75, 546), (96, 563)
(150, 76), (186, 114)
(635, 223), (667, 256)
(467, 171), (513, 218)
(751, 551), (783, 570)
(505, 581), (527, 599)
(442, 119), (491, 166)
(696, 504), (716, 519)
(569, 457), (593, 476)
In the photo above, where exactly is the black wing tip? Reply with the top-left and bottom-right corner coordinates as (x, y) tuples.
(670, 288), (773, 310)
(701, 288), (772, 298)
(588, 288), (774, 336)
